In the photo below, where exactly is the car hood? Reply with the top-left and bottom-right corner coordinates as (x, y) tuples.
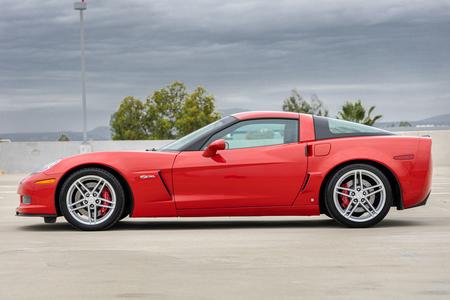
(44, 151), (179, 176)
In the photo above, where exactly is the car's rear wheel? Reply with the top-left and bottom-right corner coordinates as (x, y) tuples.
(325, 164), (392, 228)
(59, 168), (125, 231)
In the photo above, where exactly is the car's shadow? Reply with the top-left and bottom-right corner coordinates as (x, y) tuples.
(18, 218), (425, 232)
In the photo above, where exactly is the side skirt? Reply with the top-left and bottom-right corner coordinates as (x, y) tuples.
(174, 205), (320, 218)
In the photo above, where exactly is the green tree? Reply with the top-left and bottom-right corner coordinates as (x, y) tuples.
(175, 86), (221, 137)
(110, 82), (221, 140)
(337, 100), (382, 126)
(144, 81), (187, 139)
(399, 121), (412, 127)
(110, 96), (147, 140)
(282, 90), (328, 116)
(57, 134), (70, 141)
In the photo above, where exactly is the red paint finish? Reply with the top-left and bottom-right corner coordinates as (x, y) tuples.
(314, 143), (331, 156)
(16, 111), (432, 220)
(393, 154), (415, 160)
(299, 114), (315, 142)
(172, 143), (308, 210)
(233, 111), (299, 121)
(295, 135), (432, 209)
(202, 139), (226, 157)
(17, 173), (59, 215)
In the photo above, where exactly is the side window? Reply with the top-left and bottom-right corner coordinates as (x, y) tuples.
(204, 119), (299, 150)
(314, 116), (393, 140)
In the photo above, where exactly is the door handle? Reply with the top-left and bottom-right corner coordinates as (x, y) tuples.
(305, 144), (313, 157)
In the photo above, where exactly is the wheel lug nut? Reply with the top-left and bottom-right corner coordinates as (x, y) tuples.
(96, 200), (99, 204)
(90, 204), (94, 208)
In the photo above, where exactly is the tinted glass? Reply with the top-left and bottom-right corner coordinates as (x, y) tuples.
(314, 116), (393, 140)
(204, 119), (299, 149)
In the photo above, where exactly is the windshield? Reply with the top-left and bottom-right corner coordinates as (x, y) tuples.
(159, 116), (236, 151)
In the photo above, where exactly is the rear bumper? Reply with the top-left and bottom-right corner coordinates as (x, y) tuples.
(401, 137), (432, 209)
(407, 190), (431, 209)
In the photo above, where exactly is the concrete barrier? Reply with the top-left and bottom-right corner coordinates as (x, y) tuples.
(0, 130), (449, 174)
(0, 140), (172, 174)
(397, 130), (450, 167)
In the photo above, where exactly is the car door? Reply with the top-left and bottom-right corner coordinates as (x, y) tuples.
(172, 118), (308, 209)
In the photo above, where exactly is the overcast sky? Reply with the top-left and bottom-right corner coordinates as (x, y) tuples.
(1, 0), (449, 133)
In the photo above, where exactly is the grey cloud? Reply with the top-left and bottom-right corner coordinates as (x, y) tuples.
(0, 0), (449, 132)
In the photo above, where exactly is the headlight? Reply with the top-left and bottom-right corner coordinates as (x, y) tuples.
(32, 159), (62, 174)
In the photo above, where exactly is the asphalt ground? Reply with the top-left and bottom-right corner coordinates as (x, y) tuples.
(0, 167), (449, 299)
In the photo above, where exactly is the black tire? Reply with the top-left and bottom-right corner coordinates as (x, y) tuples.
(59, 168), (125, 231)
(119, 210), (129, 221)
(323, 211), (332, 219)
(324, 163), (392, 228)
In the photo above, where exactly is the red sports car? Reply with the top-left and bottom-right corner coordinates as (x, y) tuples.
(16, 111), (432, 230)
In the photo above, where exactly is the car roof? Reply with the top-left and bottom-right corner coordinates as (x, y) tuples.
(232, 111), (304, 120)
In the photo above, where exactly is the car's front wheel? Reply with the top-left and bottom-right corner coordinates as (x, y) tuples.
(59, 168), (125, 231)
(325, 164), (393, 228)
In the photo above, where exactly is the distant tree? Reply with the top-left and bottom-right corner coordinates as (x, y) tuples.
(110, 96), (147, 140)
(337, 100), (382, 126)
(310, 94), (329, 117)
(110, 82), (221, 140)
(144, 81), (187, 139)
(175, 86), (221, 137)
(58, 134), (70, 141)
(399, 121), (412, 127)
(282, 90), (328, 116)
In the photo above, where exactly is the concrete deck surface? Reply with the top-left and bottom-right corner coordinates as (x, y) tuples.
(0, 168), (449, 299)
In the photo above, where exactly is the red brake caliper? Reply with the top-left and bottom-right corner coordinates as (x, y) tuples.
(99, 187), (111, 216)
(340, 183), (350, 208)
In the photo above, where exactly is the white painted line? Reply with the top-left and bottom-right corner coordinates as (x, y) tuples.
(431, 192), (450, 195)
(0, 191), (16, 194)
(0, 185), (18, 188)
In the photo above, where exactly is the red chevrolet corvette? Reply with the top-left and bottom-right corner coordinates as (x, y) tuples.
(16, 111), (432, 230)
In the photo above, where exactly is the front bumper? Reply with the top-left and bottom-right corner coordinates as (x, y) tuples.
(16, 212), (58, 217)
(16, 173), (59, 216)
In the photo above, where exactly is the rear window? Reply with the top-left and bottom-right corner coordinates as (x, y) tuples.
(313, 116), (393, 140)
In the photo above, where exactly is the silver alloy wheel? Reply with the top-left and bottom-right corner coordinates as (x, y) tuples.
(333, 169), (386, 223)
(66, 175), (116, 226)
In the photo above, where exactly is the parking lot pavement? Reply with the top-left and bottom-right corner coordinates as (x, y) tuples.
(0, 168), (450, 299)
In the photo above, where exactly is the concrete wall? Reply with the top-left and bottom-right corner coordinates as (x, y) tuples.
(0, 140), (173, 174)
(0, 130), (449, 174)
(397, 130), (450, 167)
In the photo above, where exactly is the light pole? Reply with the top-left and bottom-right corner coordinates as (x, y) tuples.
(74, 0), (91, 152)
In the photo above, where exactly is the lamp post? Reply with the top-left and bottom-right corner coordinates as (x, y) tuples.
(74, 0), (91, 152)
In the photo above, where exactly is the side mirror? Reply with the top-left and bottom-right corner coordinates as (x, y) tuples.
(203, 139), (226, 157)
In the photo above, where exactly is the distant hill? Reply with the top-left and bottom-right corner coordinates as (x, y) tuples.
(415, 113), (450, 125)
(377, 113), (450, 130)
(0, 126), (111, 142)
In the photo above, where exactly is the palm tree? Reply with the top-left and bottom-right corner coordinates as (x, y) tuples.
(337, 100), (382, 126)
